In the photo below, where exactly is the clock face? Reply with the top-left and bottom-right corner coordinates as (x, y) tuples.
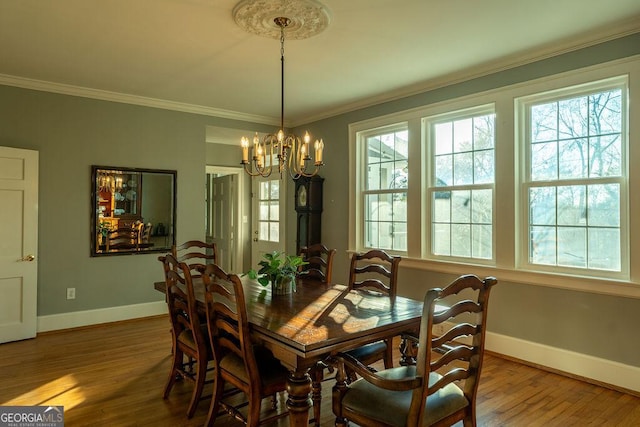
(298, 185), (307, 207)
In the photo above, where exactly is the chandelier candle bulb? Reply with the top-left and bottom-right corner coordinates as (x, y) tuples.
(315, 139), (324, 164)
(241, 137), (249, 162)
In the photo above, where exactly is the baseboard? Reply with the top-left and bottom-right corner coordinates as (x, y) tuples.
(486, 331), (640, 394)
(37, 301), (167, 333)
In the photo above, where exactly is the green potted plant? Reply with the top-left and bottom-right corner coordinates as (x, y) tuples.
(246, 251), (307, 295)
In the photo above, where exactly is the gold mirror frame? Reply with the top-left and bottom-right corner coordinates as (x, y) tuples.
(90, 165), (177, 256)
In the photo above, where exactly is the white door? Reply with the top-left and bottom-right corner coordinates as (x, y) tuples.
(0, 146), (38, 343)
(211, 174), (234, 272)
(251, 176), (286, 266)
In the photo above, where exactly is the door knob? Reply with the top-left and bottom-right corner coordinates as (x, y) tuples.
(20, 254), (36, 262)
(253, 238), (258, 242)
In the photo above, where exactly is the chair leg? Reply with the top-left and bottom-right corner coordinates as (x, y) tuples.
(163, 348), (183, 398)
(246, 387), (263, 427)
(186, 355), (208, 418)
(205, 374), (224, 427)
(383, 338), (394, 369)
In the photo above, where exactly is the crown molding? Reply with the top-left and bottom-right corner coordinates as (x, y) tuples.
(0, 73), (280, 126)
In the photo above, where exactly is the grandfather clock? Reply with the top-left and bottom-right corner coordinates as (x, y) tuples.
(295, 175), (324, 254)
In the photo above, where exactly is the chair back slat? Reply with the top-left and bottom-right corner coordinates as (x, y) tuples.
(348, 249), (401, 300)
(298, 244), (336, 283)
(172, 240), (219, 266)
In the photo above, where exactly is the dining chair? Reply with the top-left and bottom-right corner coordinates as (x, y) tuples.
(160, 254), (213, 418)
(105, 226), (139, 251)
(298, 243), (336, 284)
(172, 239), (219, 268)
(344, 249), (401, 372)
(200, 263), (290, 427)
(332, 274), (498, 427)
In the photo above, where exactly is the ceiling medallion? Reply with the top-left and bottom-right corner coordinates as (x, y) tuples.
(232, 0), (330, 40)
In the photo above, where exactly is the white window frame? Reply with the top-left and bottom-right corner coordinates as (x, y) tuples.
(424, 104), (496, 264)
(353, 122), (410, 254)
(515, 76), (629, 280)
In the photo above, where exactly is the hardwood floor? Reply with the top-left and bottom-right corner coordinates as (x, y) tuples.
(0, 315), (638, 426)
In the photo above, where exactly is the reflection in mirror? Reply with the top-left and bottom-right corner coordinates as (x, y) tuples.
(91, 165), (177, 256)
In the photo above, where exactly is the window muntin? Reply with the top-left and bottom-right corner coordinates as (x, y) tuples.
(428, 110), (495, 261)
(523, 83), (625, 273)
(362, 128), (408, 251)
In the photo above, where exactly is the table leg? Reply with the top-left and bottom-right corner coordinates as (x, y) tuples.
(399, 335), (418, 366)
(286, 368), (312, 427)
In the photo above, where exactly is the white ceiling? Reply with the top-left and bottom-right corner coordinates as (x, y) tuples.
(1, 0), (639, 127)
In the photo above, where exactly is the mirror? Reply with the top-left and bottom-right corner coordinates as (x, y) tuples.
(91, 165), (177, 256)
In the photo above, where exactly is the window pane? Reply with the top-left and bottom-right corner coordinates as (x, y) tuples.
(269, 222), (279, 242)
(530, 187), (556, 225)
(558, 97), (588, 139)
(259, 221), (269, 240)
(451, 224), (471, 257)
(474, 150), (494, 184)
(259, 202), (269, 221)
(557, 227), (586, 268)
(588, 228), (620, 271)
(453, 118), (473, 152)
(474, 115), (495, 150)
(451, 190), (470, 223)
(269, 201), (279, 221)
(259, 181), (269, 199)
(472, 224), (492, 259)
(588, 184), (619, 227)
(557, 185), (585, 226)
(531, 141), (558, 181)
(453, 152), (473, 185)
(435, 122), (452, 155)
(367, 163), (381, 190)
(530, 226), (556, 265)
(432, 223), (450, 256)
(435, 155), (452, 186)
(558, 139), (587, 179)
(392, 222), (407, 251)
(531, 103), (557, 142)
(590, 135), (621, 177)
(433, 191), (451, 222)
(269, 180), (279, 199)
(471, 189), (492, 224)
(589, 90), (621, 135)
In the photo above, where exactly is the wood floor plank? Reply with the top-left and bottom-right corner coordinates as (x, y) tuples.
(0, 315), (638, 426)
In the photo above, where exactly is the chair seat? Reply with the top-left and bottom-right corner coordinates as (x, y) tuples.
(344, 340), (387, 363)
(177, 326), (212, 357)
(341, 367), (468, 427)
(219, 347), (289, 393)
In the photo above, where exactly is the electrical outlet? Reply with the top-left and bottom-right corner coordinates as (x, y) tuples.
(433, 323), (446, 336)
(66, 287), (76, 300)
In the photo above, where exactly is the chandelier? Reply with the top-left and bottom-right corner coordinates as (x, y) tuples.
(240, 16), (324, 179)
(98, 170), (123, 193)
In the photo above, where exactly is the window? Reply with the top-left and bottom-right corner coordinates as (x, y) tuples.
(361, 127), (408, 251)
(258, 179), (280, 242)
(519, 78), (626, 274)
(426, 106), (495, 260)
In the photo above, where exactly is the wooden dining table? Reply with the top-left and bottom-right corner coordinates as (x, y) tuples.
(154, 276), (423, 427)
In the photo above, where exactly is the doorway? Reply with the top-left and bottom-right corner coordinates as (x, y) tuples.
(206, 166), (244, 274)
